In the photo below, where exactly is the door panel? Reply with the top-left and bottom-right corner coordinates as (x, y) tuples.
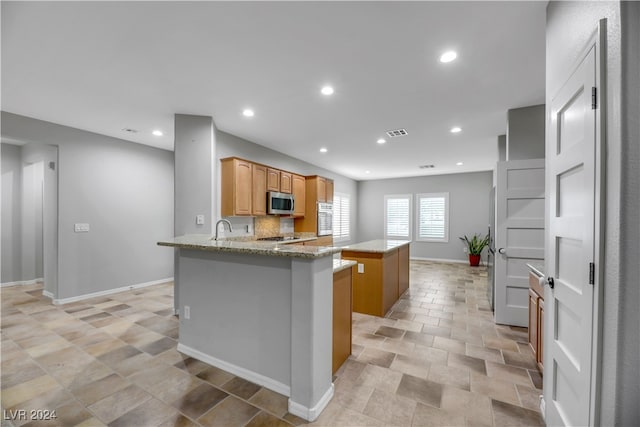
(494, 159), (545, 327)
(544, 46), (596, 427)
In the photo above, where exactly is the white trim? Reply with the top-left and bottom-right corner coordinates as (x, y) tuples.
(288, 383), (335, 422)
(52, 277), (173, 305)
(177, 343), (290, 397)
(415, 192), (450, 243)
(384, 194), (412, 240)
(43, 290), (54, 299)
(1, 278), (44, 288)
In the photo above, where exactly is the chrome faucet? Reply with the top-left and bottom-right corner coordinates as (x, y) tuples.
(214, 219), (233, 240)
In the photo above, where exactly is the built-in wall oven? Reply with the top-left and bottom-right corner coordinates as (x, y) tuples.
(317, 202), (333, 236)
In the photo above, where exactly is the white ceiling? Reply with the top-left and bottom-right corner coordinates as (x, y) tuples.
(1, 1), (546, 181)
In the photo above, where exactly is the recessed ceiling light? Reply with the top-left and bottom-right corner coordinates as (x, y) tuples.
(365, 170), (371, 174)
(321, 85), (334, 96)
(440, 51), (457, 63)
(320, 147), (328, 153)
(152, 130), (163, 136)
(456, 162), (464, 166)
(242, 109), (255, 117)
(377, 138), (386, 144)
(450, 127), (462, 133)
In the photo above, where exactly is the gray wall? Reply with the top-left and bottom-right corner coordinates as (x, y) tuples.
(174, 114), (216, 235)
(215, 130), (359, 244)
(1, 143), (23, 283)
(547, 1), (638, 424)
(1, 112), (175, 300)
(506, 104), (545, 160)
(357, 171), (492, 261)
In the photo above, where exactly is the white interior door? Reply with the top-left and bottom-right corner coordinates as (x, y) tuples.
(494, 159), (545, 326)
(543, 45), (597, 427)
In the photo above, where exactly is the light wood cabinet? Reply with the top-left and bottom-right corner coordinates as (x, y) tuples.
(221, 158), (252, 216)
(528, 271), (544, 373)
(398, 244), (409, 297)
(267, 168), (280, 192)
(280, 171), (292, 194)
(303, 236), (333, 246)
(291, 174), (306, 217)
(326, 179), (334, 203)
(333, 265), (353, 374)
(252, 164), (267, 216)
(342, 245), (408, 317)
(294, 175), (334, 234)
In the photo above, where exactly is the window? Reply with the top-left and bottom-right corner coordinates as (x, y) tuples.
(384, 194), (412, 239)
(416, 192), (449, 242)
(333, 192), (351, 242)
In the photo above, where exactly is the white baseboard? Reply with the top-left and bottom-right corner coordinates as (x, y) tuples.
(1, 278), (44, 288)
(177, 343), (290, 397)
(43, 290), (54, 299)
(539, 394), (546, 421)
(288, 383), (335, 422)
(52, 277), (173, 305)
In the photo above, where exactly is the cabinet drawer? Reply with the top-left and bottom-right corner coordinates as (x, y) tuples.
(529, 271), (545, 297)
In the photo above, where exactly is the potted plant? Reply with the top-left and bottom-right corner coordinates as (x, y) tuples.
(459, 233), (490, 267)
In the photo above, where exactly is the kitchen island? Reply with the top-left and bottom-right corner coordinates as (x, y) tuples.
(158, 235), (341, 421)
(340, 239), (410, 317)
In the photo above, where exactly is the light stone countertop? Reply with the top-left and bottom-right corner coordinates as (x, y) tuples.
(333, 259), (356, 273)
(526, 262), (546, 278)
(158, 234), (341, 259)
(339, 239), (411, 254)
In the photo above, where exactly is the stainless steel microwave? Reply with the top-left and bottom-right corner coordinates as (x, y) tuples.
(268, 191), (295, 215)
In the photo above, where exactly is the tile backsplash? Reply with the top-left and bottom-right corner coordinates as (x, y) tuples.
(222, 216), (296, 239)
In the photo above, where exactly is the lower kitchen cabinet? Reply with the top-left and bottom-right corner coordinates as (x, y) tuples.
(332, 264), (353, 374)
(528, 271), (544, 373)
(304, 236), (333, 246)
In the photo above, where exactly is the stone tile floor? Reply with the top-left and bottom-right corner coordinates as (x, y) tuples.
(1, 261), (544, 426)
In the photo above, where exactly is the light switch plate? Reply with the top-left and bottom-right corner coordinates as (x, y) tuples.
(196, 215), (205, 225)
(74, 223), (90, 233)
(357, 263), (364, 273)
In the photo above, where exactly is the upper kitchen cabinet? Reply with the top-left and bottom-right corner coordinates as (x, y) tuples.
(252, 163), (267, 216)
(314, 176), (334, 202)
(280, 171), (293, 194)
(221, 157), (252, 216)
(267, 168), (280, 192)
(292, 174), (305, 217)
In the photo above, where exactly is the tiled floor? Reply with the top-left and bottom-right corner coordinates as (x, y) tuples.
(1, 261), (544, 426)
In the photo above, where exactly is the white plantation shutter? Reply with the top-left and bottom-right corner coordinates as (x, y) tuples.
(417, 193), (449, 242)
(333, 193), (350, 241)
(384, 195), (412, 239)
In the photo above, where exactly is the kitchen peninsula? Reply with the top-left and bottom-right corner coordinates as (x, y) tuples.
(157, 235), (341, 421)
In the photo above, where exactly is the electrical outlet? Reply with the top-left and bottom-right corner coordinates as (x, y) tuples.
(358, 263), (365, 273)
(463, 247), (468, 253)
(183, 306), (190, 319)
(196, 215), (205, 225)
(74, 223), (90, 233)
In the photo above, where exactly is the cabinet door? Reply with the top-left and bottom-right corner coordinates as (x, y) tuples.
(537, 298), (544, 372)
(267, 168), (280, 192)
(326, 179), (334, 203)
(280, 171), (292, 194)
(292, 174), (306, 217)
(252, 164), (267, 216)
(332, 267), (353, 374)
(528, 288), (539, 360)
(234, 159), (252, 215)
(317, 177), (327, 202)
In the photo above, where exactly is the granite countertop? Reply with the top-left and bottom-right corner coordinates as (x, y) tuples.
(339, 239), (411, 254)
(526, 262), (545, 278)
(333, 259), (356, 273)
(157, 234), (341, 259)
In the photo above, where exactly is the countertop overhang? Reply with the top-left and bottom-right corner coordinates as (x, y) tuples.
(339, 239), (411, 254)
(158, 234), (341, 259)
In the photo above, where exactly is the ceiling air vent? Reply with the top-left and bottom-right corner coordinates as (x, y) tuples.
(122, 128), (139, 133)
(385, 128), (408, 138)
(418, 164), (435, 169)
